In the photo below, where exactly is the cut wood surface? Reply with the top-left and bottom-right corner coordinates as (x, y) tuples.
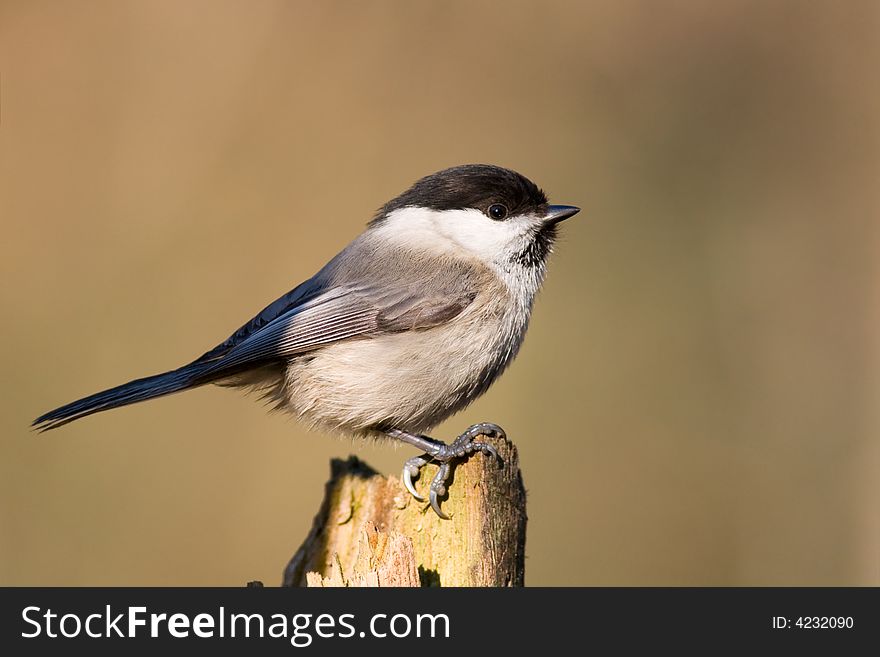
(283, 434), (527, 587)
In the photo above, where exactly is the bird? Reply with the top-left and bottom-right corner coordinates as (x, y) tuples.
(33, 164), (580, 518)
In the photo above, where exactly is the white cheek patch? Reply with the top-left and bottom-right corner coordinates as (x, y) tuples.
(433, 208), (532, 261)
(375, 206), (537, 263)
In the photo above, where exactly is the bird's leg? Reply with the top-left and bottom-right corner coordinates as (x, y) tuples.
(385, 423), (504, 519)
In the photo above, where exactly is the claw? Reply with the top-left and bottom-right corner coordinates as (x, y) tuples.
(402, 470), (423, 501)
(401, 455), (430, 502)
(429, 463), (452, 519)
(429, 489), (449, 519)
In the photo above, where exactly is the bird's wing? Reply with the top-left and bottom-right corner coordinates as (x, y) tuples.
(194, 281), (477, 381)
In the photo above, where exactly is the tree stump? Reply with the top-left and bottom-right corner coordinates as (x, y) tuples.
(283, 434), (526, 587)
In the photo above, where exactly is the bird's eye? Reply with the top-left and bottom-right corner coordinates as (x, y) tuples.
(488, 204), (508, 220)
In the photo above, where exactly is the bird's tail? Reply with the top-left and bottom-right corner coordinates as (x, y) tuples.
(32, 362), (214, 432)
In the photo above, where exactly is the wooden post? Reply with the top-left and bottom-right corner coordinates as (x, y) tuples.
(283, 434), (527, 587)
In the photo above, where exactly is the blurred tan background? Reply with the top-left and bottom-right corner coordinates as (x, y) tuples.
(1, 0), (878, 586)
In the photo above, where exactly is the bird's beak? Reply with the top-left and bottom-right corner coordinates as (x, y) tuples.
(543, 205), (581, 225)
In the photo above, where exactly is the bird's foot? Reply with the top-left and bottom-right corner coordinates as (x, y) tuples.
(400, 422), (504, 519)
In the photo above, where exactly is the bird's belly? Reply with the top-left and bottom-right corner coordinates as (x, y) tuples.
(281, 319), (521, 436)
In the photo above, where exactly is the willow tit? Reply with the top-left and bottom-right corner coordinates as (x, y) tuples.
(34, 164), (579, 517)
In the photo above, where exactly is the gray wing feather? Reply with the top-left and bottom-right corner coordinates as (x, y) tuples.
(377, 292), (476, 332)
(197, 283), (475, 380)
